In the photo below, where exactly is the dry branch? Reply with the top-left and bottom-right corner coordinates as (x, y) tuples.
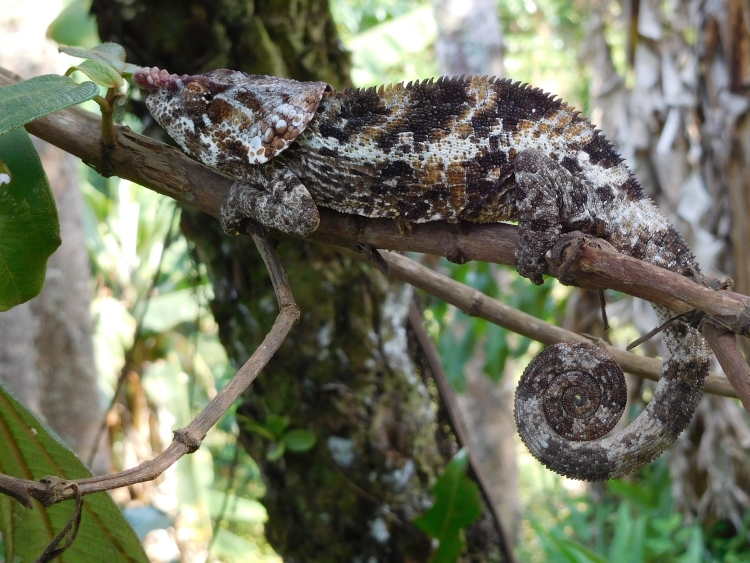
(0, 225), (300, 505)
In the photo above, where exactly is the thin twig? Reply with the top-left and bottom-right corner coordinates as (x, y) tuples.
(340, 248), (737, 399)
(702, 323), (750, 410)
(33, 482), (83, 563)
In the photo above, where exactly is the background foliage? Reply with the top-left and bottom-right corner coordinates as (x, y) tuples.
(1, 0), (749, 561)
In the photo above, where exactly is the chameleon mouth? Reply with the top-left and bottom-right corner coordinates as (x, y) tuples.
(133, 66), (190, 91)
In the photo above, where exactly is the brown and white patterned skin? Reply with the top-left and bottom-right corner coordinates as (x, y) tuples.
(133, 67), (710, 481)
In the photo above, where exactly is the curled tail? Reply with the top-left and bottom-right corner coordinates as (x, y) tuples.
(514, 306), (708, 481)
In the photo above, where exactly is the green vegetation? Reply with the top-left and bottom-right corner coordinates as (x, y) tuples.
(1, 0), (748, 561)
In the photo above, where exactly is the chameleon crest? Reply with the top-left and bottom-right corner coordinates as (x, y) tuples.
(134, 67), (329, 171)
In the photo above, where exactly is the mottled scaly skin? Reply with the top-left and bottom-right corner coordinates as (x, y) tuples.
(133, 67), (710, 481)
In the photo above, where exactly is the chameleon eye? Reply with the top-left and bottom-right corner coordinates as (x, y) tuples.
(181, 81), (212, 118)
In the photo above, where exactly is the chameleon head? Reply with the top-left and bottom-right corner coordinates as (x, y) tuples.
(133, 66), (330, 171)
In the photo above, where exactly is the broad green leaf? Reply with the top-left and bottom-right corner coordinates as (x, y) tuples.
(0, 128), (61, 310)
(91, 43), (127, 63)
(67, 59), (123, 89)
(550, 535), (610, 563)
(676, 526), (703, 563)
(607, 504), (633, 562)
(483, 323), (509, 381)
(282, 429), (316, 453)
(0, 74), (99, 136)
(238, 417), (277, 442)
(0, 491), (14, 562)
(413, 449), (481, 562)
(0, 378), (148, 562)
(430, 533), (464, 563)
(142, 288), (202, 332)
(439, 323), (476, 392)
(211, 528), (264, 557)
(46, 0), (99, 48)
(607, 479), (655, 510)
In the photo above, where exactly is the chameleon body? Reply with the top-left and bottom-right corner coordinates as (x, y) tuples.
(133, 67), (710, 481)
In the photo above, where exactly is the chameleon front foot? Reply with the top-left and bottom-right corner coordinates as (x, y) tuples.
(220, 175), (320, 237)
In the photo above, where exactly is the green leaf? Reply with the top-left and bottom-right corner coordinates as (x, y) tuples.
(0, 74), (99, 136)
(483, 323), (509, 381)
(59, 43), (139, 76)
(264, 414), (290, 440)
(141, 288), (202, 332)
(67, 59), (123, 89)
(266, 442), (285, 462)
(0, 128), (61, 310)
(439, 323), (476, 392)
(210, 528), (264, 557)
(0, 378), (148, 562)
(413, 449), (481, 562)
(206, 489), (267, 523)
(282, 429), (316, 453)
(608, 504), (633, 562)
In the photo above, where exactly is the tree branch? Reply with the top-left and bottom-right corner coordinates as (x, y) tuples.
(341, 247), (737, 399)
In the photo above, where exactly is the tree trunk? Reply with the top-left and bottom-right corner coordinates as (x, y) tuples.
(94, 0), (508, 559)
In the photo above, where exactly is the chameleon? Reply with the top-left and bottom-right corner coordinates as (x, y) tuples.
(133, 66), (710, 481)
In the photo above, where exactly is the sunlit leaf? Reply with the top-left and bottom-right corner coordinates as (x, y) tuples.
(549, 534), (610, 563)
(46, 0), (99, 48)
(59, 42), (139, 76)
(67, 59), (123, 89)
(206, 489), (267, 523)
(142, 288), (202, 332)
